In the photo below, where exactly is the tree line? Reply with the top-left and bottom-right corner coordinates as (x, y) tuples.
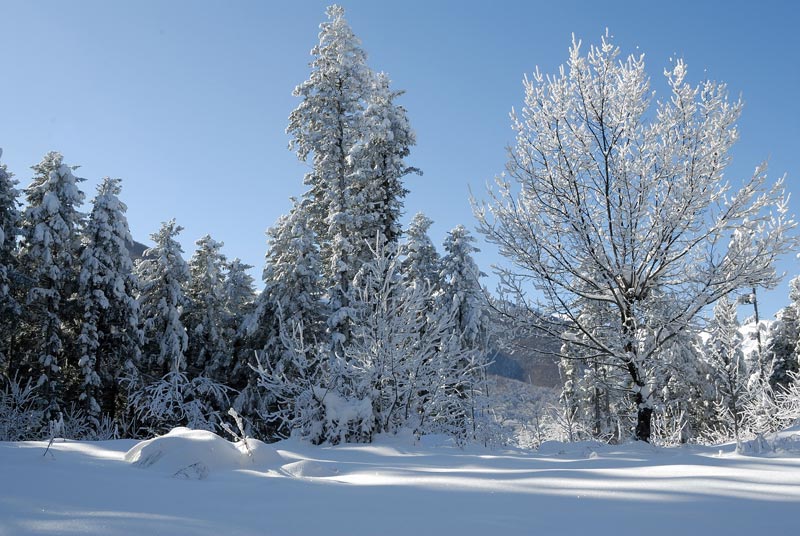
(0, 5), (492, 444)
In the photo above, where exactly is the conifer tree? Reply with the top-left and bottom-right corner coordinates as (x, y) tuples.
(440, 225), (490, 354)
(400, 212), (440, 294)
(17, 152), (85, 417)
(0, 149), (22, 373)
(767, 276), (800, 390)
(185, 235), (230, 382)
(136, 220), (190, 378)
(76, 178), (141, 425)
(241, 204), (323, 437)
(287, 5), (416, 352)
(704, 296), (749, 440)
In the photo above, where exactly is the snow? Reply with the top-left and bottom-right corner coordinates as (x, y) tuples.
(3, 429), (800, 535)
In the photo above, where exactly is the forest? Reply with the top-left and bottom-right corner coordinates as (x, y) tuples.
(1, 5), (799, 450)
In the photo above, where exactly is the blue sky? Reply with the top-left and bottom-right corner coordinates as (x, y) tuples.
(1, 0), (798, 319)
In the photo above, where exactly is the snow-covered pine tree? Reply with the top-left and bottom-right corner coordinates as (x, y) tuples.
(184, 235), (230, 383)
(438, 225), (491, 435)
(16, 152), (85, 418)
(287, 5), (416, 353)
(136, 220), (189, 379)
(653, 333), (715, 444)
(703, 296), (749, 440)
(351, 72), (418, 246)
(223, 258), (256, 342)
(558, 295), (630, 442)
(400, 212), (440, 294)
(766, 276), (800, 391)
(240, 203), (324, 438)
(222, 257), (256, 378)
(76, 178), (142, 427)
(440, 225), (490, 354)
(0, 149), (22, 374)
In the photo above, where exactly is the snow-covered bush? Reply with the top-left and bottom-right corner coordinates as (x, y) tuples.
(0, 375), (45, 441)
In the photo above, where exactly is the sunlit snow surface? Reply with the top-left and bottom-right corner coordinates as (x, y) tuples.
(2, 427), (800, 535)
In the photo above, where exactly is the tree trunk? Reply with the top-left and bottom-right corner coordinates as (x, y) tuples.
(635, 396), (652, 442)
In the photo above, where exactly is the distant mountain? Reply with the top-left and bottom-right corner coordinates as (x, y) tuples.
(488, 320), (564, 388)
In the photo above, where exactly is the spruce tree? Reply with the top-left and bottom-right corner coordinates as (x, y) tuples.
(76, 178), (142, 426)
(17, 152), (85, 417)
(400, 212), (440, 294)
(0, 149), (22, 374)
(767, 276), (800, 390)
(440, 225), (489, 353)
(241, 203), (323, 437)
(136, 220), (190, 379)
(185, 235), (230, 382)
(704, 296), (749, 440)
(287, 5), (416, 352)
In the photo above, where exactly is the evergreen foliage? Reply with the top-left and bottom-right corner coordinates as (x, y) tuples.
(76, 178), (141, 427)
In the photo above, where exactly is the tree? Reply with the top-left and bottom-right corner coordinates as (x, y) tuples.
(0, 149), (22, 373)
(440, 225), (490, 355)
(184, 235), (230, 383)
(766, 276), (800, 390)
(76, 178), (141, 426)
(704, 296), (749, 441)
(240, 203), (323, 438)
(475, 34), (796, 441)
(287, 5), (416, 352)
(400, 212), (441, 294)
(222, 258), (256, 343)
(136, 220), (190, 379)
(132, 221), (228, 434)
(17, 152), (85, 418)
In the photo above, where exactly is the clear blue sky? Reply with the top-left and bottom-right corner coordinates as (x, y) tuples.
(1, 0), (798, 319)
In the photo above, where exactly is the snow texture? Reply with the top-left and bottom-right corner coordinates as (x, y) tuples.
(2, 427), (800, 535)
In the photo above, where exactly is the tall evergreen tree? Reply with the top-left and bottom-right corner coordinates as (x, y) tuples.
(76, 178), (141, 425)
(440, 225), (490, 354)
(0, 149), (22, 373)
(17, 152), (85, 417)
(240, 204), (323, 437)
(767, 276), (800, 391)
(184, 235), (230, 383)
(223, 258), (256, 339)
(136, 220), (190, 378)
(400, 212), (440, 294)
(704, 296), (749, 440)
(287, 5), (416, 352)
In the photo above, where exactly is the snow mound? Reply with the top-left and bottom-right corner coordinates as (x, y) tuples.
(124, 427), (281, 479)
(536, 439), (607, 458)
(281, 459), (340, 478)
(737, 425), (800, 457)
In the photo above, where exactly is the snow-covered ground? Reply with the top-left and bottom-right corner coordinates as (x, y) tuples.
(2, 427), (800, 535)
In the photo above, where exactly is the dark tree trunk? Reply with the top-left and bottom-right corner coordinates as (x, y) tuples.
(635, 401), (652, 442)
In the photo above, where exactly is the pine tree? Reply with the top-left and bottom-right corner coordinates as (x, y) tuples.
(440, 225), (489, 353)
(439, 225), (490, 435)
(767, 276), (800, 391)
(287, 5), (416, 352)
(400, 212), (440, 294)
(17, 152), (85, 417)
(223, 258), (256, 341)
(132, 221), (229, 434)
(76, 177), (142, 426)
(184, 235), (230, 383)
(352, 72), (417, 246)
(241, 203), (323, 438)
(0, 149), (22, 374)
(136, 220), (190, 379)
(704, 296), (749, 440)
